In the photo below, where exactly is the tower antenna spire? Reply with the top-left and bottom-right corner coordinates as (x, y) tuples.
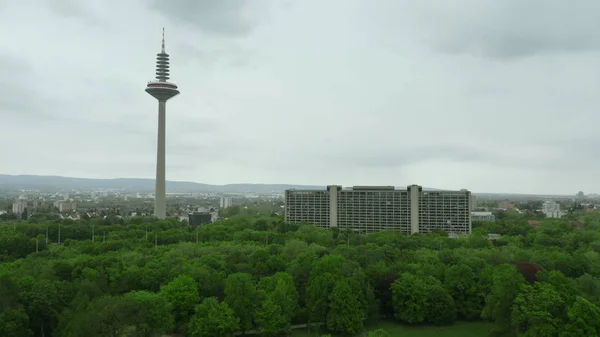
(161, 27), (165, 53)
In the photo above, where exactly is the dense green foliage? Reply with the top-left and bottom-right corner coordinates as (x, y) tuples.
(1, 212), (600, 336)
(189, 297), (238, 337)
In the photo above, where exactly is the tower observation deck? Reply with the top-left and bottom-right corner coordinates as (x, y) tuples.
(146, 28), (180, 220)
(146, 28), (180, 101)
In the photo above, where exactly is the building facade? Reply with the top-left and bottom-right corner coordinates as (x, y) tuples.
(471, 211), (496, 222)
(188, 212), (213, 227)
(12, 200), (27, 215)
(285, 185), (472, 234)
(542, 201), (562, 218)
(54, 200), (76, 213)
(470, 194), (477, 210)
(220, 196), (233, 209)
(188, 207), (219, 227)
(498, 200), (516, 210)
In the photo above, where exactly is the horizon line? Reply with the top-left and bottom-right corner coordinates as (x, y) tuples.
(0, 173), (579, 196)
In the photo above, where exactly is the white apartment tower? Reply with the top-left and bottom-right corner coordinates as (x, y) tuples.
(220, 196), (233, 209)
(285, 185), (472, 235)
(542, 201), (562, 218)
(12, 200), (27, 215)
(470, 194), (477, 210)
(54, 199), (77, 213)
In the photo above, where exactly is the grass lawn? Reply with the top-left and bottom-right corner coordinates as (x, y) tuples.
(291, 321), (494, 337)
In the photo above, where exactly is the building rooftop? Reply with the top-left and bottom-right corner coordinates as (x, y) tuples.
(350, 186), (396, 190)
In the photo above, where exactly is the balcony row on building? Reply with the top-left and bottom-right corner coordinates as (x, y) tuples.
(471, 211), (495, 222)
(285, 184), (472, 235)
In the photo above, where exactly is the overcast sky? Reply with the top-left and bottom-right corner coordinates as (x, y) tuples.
(1, 0), (600, 194)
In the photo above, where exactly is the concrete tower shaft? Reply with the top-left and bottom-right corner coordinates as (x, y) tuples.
(146, 28), (179, 220)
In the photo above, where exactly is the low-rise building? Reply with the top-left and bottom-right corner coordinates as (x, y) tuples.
(188, 212), (212, 227)
(56, 200), (77, 213)
(471, 211), (496, 222)
(488, 233), (502, 240)
(499, 200), (516, 210)
(188, 207), (219, 227)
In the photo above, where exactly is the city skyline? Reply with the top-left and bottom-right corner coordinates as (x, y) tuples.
(2, 1), (600, 195)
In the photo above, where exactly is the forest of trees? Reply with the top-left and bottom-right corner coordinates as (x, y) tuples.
(1, 212), (600, 336)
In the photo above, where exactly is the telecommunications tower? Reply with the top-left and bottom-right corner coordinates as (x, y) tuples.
(145, 28), (180, 219)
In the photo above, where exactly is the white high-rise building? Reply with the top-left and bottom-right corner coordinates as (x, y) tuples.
(470, 194), (477, 210)
(220, 196), (233, 209)
(12, 200), (27, 215)
(54, 199), (77, 213)
(285, 185), (472, 235)
(542, 201), (562, 218)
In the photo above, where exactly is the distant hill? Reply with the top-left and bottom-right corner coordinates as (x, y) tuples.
(0, 174), (326, 193)
(475, 192), (572, 200)
(3, 174), (565, 198)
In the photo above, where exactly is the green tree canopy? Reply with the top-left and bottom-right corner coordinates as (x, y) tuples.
(326, 278), (365, 335)
(224, 272), (259, 333)
(189, 297), (238, 337)
(159, 274), (200, 333)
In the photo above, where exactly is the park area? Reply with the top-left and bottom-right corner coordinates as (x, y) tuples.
(291, 321), (494, 337)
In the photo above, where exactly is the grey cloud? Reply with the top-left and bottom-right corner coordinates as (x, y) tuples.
(0, 54), (56, 119)
(168, 142), (231, 162)
(87, 120), (153, 136)
(167, 163), (199, 171)
(329, 142), (586, 173)
(531, 137), (600, 171)
(47, 0), (87, 17)
(0, 57), (120, 123)
(177, 43), (257, 69)
(169, 143), (220, 157)
(147, 0), (266, 37)
(0, 95), (48, 119)
(414, 0), (600, 59)
(45, 0), (102, 24)
(0, 85), (34, 117)
(0, 53), (29, 75)
(332, 144), (489, 169)
(78, 78), (140, 103)
(169, 117), (222, 134)
(168, 133), (257, 160)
